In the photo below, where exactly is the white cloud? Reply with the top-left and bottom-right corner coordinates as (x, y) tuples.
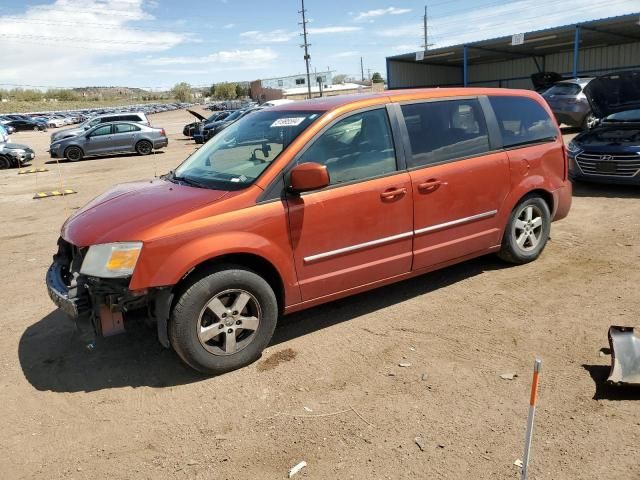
(143, 48), (278, 66)
(223, 23), (235, 29)
(240, 29), (297, 43)
(332, 51), (359, 58)
(240, 25), (359, 44)
(355, 7), (412, 22)
(308, 26), (361, 34)
(0, 0), (190, 86)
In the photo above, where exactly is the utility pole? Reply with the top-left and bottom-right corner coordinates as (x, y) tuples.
(360, 56), (364, 82)
(299, 0), (312, 99)
(423, 5), (434, 50)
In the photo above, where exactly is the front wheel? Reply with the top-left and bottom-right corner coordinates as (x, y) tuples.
(0, 156), (11, 170)
(498, 196), (551, 264)
(64, 146), (83, 162)
(169, 266), (278, 374)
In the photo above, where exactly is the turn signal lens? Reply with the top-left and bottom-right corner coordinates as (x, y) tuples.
(106, 249), (141, 271)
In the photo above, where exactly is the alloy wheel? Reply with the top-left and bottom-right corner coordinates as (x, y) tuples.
(512, 204), (544, 252)
(197, 289), (262, 356)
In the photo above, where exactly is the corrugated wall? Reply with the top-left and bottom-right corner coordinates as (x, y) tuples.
(389, 42), (640, 90)
(388, 61), (461, 88)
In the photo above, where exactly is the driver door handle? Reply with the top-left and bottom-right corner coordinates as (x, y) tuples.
(380, 187), (407, 200)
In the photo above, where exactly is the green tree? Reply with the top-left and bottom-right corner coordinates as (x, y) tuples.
(209, 83), (216, 97)
(332, 74), (347, 84)
(371, 72), (384, 83)
(214, 82), (237, 100)
(171, 82), (193, 102)
(235, 83), (247, 98)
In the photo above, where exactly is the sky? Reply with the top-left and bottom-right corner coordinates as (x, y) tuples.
(0, 0), (639, 90)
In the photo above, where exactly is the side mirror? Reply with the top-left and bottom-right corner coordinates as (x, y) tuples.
(288, 162), (330, 194)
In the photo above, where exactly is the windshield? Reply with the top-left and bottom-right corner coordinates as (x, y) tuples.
(174, 109), (323, 190)
(604, 109), (640, 122)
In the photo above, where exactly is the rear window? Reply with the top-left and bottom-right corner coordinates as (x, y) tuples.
(545, 83), (581, 96)
(121, 115), (143, 122)
(489, 96), (557, 148)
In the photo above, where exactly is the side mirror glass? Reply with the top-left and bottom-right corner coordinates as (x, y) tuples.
(288, 162), (330, 194)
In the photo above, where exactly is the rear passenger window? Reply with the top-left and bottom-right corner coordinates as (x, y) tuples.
(114, 123), (140, 133)
(298, 108), (397, 185)
(489, 96), (557, 148)
(401, 99), (490, 168)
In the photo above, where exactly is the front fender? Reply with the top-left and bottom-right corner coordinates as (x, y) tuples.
(130, 230), (301, 306)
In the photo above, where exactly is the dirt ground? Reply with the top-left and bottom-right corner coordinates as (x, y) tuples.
(1, 108), (639, 480)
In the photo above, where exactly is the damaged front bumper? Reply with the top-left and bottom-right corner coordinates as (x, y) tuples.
(46, 237), (172, 345)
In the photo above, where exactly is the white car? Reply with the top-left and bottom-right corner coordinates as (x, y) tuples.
(48, 118), (67, 128)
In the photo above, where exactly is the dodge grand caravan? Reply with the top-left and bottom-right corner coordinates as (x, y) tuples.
(46, 89), (572, 374)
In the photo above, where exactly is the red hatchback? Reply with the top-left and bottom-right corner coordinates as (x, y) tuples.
(47, 88), (572, 374)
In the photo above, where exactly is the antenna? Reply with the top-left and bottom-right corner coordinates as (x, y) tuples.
(299, 0), (312, 99)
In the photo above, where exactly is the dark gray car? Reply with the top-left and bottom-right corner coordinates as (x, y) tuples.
(49, 122), (168, 161)
(541, 78), (595, 129)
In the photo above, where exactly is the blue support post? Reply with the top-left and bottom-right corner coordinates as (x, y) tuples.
(386, 57), (392, 89)
(463, 45), (468, 87)
(573, 26), (581, 78)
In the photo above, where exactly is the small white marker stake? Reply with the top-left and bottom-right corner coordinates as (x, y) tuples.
(521, 358), (542, 480)
(289, 460), (307, 478)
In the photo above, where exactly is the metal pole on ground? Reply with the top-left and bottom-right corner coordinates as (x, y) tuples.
(573, 26), (581, 78)
(521, 358), (542, 480)
(463, 45), (468, 87)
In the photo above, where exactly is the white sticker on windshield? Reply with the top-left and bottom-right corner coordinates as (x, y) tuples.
(271, 117), (306, 127)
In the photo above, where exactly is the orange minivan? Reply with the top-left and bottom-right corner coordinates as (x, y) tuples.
(47, 88), (572, 374)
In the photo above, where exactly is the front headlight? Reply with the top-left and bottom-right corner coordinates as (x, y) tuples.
(9, 149), (25, 158)
(80, 242), (142, 278)
(567, 140), (582, 155)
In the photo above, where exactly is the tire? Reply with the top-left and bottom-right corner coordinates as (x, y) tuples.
(169, 266), (278, 375)
(497, 195), (551, 265)
(135, 140), (153, 155)
(0, 156), (11, 170)
(64, 146), (84, 162)
(33, 126), (39, 131)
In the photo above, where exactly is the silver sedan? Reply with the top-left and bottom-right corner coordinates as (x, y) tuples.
(49, 121), (168, 161)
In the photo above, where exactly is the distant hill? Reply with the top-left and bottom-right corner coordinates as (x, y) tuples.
(71, 87), (162, 98)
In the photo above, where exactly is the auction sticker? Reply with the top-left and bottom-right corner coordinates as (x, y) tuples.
(271, 117), (306, 127)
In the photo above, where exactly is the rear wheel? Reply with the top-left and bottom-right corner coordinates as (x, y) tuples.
(135, 140), (153, 155)
(64, 146), (83, 162)
(169, 266), (278, 375)
(0, 156), (11, 169)
(498, 195), (551, 264)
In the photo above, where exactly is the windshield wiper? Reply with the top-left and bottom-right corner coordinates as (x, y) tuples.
(167, 171), (209, 189)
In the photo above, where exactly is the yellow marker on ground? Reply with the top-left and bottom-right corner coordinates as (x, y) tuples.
(32, 189), (77, 199)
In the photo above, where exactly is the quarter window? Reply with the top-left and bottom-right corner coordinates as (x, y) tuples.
(122, 115), (143, 122)
(114, 123), (140, 133)
(489, 96), (557, 148)
(90, 125), (112, 136)
(401, 99), (490, 168)
(298, 108), (397, 185)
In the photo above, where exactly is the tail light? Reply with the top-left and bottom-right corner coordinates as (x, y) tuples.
(160, 128), (166, 137)
(561, 143), (568, 181)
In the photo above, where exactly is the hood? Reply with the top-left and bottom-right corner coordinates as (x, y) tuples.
(52, 126), (82, 140)
(62, 179), (231, 246)
(2, 143), (31, 150)
(584, 70), (640, 119)
(187, 109), (206, 121)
